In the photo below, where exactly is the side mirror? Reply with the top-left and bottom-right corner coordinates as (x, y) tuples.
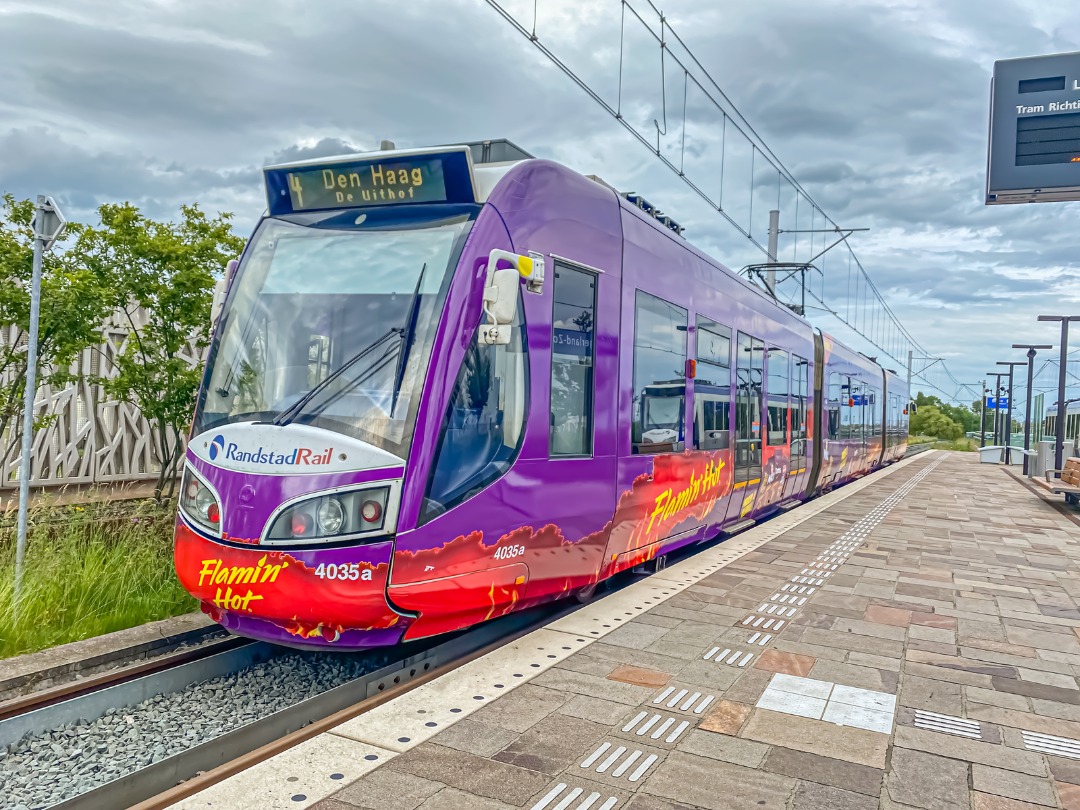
(478, 249), (546, 346)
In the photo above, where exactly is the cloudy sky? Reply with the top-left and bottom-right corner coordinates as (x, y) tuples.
(2, 0), (1079, 412)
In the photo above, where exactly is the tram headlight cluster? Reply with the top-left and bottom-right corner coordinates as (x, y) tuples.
(180, 465), (222, 536)
(267, 487), (390, 542)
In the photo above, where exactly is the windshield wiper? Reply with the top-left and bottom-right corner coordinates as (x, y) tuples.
(391, 263), (426, 413)
(272, 328), (401, 427)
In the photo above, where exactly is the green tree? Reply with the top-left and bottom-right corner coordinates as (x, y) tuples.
(914, 392), (979, 434)
(73, 204), (244, 501)
(910, 404), (964, 440)
(0, 195), (113, 466)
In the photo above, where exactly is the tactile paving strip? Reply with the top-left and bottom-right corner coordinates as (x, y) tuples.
(530, 783), (619, 810)
(652, 687), (716, 714)
(580, 742), (659, 782)
(913, 710), (982, 740)
(620, 711), (693, 744)
(1022, 730), (1080, 759)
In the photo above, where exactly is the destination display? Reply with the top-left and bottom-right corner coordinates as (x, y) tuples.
(987, 51), (1080, 204)
(264, 148), (476, 215)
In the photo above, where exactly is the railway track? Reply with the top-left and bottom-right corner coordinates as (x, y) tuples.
(1, 590), (621, 810)
(1, 455), (925, 810)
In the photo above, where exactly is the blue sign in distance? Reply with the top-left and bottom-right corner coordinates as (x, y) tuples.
(986, 396), (1010, 409)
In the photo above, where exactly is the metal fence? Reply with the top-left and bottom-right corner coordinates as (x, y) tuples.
(0, 311), (205, 489)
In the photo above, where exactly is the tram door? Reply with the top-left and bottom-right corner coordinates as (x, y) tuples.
(759, 348), (791, 511)
(726, 332), (765, 523)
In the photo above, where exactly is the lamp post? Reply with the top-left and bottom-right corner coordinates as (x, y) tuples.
(1037, 316), (1080, 471)
(979, 379), (987, 448)
(997, 361), (1027, 465)
(15, 196), (67, 615)
(1012, 343), (1053, 475)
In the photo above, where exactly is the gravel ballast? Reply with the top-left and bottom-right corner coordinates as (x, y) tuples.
(0, 650), (380, 809)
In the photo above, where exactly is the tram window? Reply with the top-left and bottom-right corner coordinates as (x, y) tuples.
(420, 292), (529, 524)
(693, 316), (732, 451)
(550, 264), (596, 457)
(734, 333), (764, 482)
(766, 349), (790, 447)
(632, 291), (688, 454)
(827, 373), (841, 441)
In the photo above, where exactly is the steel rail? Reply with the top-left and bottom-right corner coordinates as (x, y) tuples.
(52, 604), (579, 810)
(0, 634), (248, 723)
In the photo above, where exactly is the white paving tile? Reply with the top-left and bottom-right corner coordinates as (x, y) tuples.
(822, 701), (894, 734)
(830, 684), (897, 713)
(756, 687), (827, 719)
(767, 673), (834, 700)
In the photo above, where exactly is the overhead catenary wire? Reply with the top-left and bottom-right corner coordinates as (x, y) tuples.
(483, 0), (974, 404)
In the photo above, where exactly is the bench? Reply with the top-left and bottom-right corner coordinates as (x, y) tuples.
(1037, 458), (1080, 505)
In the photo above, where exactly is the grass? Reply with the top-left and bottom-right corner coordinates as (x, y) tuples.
(0, 498), (196, 659)
(909, 434), (978, 452)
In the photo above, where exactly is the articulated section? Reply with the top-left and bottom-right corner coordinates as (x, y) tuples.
(179, 451), (1080, 810)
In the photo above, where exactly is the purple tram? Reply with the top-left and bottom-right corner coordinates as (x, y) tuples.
(174, 140), (909, 648)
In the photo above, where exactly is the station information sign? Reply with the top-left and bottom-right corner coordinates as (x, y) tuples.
(263, 147), (476, 216)
(987, 51), (1080, 204)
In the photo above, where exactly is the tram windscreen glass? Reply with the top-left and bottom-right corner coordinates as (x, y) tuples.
(264, 150), (475, 215)
(1015, 111), (1080, 166)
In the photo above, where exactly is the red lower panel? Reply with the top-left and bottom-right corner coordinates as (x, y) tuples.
(390, 563), (529, 640)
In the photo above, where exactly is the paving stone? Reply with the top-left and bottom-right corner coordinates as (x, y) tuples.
(910, 612), (958, 629)
(698, 699), (752, 735)
(1050, 756), (1080, 786)
(671, 659), (743, 691)
(1006, 627), (1080, 655)
(885, 748), (970, 810)
(864, 605), (913, 627)
(389, 744), (549, 805)
(899, 674), (962, 713)
(893, 726), (1048, 776)
(641, 751), (795, 810)
(532, 667), (655, 705)
(331, 768), (445, 810)
(965, 685), (1031, 711)
(625, 796), (710, 810)
(990, 676), (1080, 705)
(909, 624), (957, 644)
(1057, 781), (1080, 810)
(792, 781), (878, 810)
(1031, 698), (1080, 722)
(763, 745), (883, 795)
(676, 728), (768, 767)
(972, 792), (1055, 809)
(809, 658), (893, 692)
(557, 694), (637, 726)
(972, 764), (1058, 807)
(905, 661), (995, 688)
(607, 664), (672, 687)
(415, 787), (515, 810)
(742, 707), (888, 769)
(800, 627), (905, 658)
(492, 713), (609, 776)
(754, 649), (816, 677)
(429, 718), (519, 758)
(469, 683), (568, 733)
(602, 622), (672, 650)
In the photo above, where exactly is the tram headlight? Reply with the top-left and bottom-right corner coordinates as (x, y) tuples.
(180, 465), (221, 536)
(316, 498), (345, 534)
(266, 486), (390, 542)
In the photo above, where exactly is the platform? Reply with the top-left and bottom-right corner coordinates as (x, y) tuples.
(177, 450), (1080, 810)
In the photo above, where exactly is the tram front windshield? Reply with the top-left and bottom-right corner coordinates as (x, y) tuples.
(194, 213), (471, 459)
